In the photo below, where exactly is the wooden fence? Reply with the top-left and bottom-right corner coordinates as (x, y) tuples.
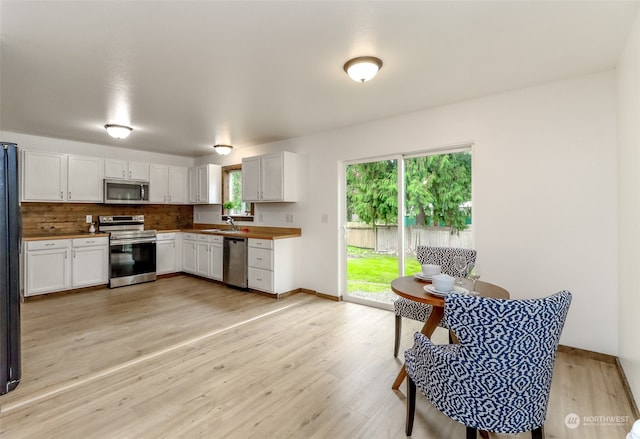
(347, 223), (474, 254)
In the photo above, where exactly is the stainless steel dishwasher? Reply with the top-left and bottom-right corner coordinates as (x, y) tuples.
(223, 237), (248, 288)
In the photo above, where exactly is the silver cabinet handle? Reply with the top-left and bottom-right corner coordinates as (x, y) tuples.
(164, 194), (167, 202)
(64, 250), (67, 259)
(44, 243), (55, 247)
(73, 250), (76, 258)
(256, 257), (262, 261)
(168, 195), (171, 202)
(60, 191), (63, 199)
(129, 170), (132, 179)
(122, 170), (125, 178)
(68, 191), (71, 199)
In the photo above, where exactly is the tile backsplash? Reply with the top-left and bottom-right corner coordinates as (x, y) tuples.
(21, 202), (193, 235)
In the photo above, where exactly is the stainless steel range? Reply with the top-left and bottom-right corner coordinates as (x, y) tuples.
(99, 215), (157, 288)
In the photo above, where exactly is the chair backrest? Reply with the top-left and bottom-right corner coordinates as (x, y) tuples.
(416, 246), (477, 277)
(442, 291), (572, 432)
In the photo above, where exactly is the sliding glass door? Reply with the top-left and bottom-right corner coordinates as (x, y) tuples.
(342, 148), (472, 309)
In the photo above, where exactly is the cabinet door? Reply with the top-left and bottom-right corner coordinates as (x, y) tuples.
(104, 159), (128, 179)
(149, 165), (169, 203)
(168, 166), (188, 203)
(210, 244), (223, 281)
(22, 151), (66, 201)
(182, 240), (197, 274)
(260, 153), (284, 201)
(26, 247), (71, 295)
(156, 239), (176, 275)
(197, 165), (209, 204)
(72, 245), (108, 287)
(196, 241), (210, 277)
(188, 167), (198, 203)
(128, 162), (149, 181)
(242, 156), (261, 201)
(67, 155), (104, 202)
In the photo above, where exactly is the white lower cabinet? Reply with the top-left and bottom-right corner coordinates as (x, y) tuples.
(247, 238), (299, 295)
(182, 233), (197, 274)
(195, 234), (223, 281)
(25, 240), (72, 296)
(157, 233), (182, 275)
(25, 236), (108, 296)
(71, 237), (109, 288)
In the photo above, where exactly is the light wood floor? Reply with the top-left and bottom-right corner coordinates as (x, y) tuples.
(0, 275), (635, 438)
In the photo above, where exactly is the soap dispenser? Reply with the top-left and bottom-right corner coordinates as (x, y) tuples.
(89, 222), (96, 234)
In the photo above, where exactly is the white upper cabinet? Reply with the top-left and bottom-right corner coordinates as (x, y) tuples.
(67, 155), (104, 202)
(189, 164), (221, 204)
(22, 151), (66, 201)
(22, 151), (103, 202)
(168, 166), (189, 203)
(105, 159), (149, 181)
(149, 165), (188, 204)
(242, 151), (297, 202)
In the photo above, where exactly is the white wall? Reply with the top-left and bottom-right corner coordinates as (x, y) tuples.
(617, 8), (640, 408)
(200, 72), (618, 355)
(0, 131), (194, 167)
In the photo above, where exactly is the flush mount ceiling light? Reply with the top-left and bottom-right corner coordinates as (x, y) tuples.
(104, 124), (133, 139)
(343, 56), (383, 83)
(213, 144), (233, 155)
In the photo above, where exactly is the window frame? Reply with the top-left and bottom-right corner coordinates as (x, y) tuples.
(222, 164), (254, 221)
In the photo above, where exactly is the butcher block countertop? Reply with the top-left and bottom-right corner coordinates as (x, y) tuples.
(23, 226), (301, 241)
(22, 232), (110, 241)
(180, 225), (301, 240)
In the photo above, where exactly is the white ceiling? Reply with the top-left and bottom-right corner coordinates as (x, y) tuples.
(1, 1), (638, 157)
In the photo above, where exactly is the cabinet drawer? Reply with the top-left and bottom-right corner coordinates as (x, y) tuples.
(72, 237), (108, 248)
(26, 239), (71, 251)
(248, 247), (272, 270)
(197, 234), (210, 242)
(210, 235), (224, 244)
(157, 233), (176, 241)
(183, 233), (197, 241)
(248, 267), (273, 292)
(248, 238), (273, 250)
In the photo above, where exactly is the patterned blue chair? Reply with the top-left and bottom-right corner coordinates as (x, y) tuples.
(393, 246), (477, 357)
(404, 291), (572, 438)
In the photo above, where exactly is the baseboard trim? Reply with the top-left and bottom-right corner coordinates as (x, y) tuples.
(557, 345), (617, 364)
(558, 345), (639, 418)
(616, 357), (640, 419)
(300, 288), (341, 302)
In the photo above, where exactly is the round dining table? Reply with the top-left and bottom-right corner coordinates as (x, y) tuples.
(390, 276), (509, 390)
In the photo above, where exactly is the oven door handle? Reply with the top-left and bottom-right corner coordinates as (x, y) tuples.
(110, 238), (157, 246)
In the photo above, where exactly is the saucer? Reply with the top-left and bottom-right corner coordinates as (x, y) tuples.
(413, 272), (433, 281)
(423, 285), (469, 297)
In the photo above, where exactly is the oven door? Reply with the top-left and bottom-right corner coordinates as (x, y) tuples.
(109, 237), (157, 288)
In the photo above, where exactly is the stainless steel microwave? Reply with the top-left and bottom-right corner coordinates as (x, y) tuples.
(103, 179), (149, 204)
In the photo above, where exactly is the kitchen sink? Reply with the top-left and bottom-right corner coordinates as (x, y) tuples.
(200, 229), (244, 234)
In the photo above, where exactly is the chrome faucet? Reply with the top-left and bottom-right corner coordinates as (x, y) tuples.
(226, 216), (236, 231)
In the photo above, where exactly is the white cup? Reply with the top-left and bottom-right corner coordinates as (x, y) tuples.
(432, 274), (455, 292)
(422, 264), (441, 277)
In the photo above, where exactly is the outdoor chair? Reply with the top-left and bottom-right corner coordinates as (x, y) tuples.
(404, 291), (572, 438)
(393, 246), (476, 357)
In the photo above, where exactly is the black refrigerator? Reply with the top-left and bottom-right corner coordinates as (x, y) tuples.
(0, 142), (21, 394)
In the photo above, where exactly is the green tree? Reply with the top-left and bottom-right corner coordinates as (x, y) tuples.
(346, 160), (398, 226)
(347, 152), (471, 234)
(406, 152), (471, 232)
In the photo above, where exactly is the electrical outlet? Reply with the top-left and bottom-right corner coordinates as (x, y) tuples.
(86, 215), (92, 224)
(321, 214), (328, 224)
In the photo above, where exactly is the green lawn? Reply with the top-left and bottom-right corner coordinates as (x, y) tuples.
(347, 246), (421, 294)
